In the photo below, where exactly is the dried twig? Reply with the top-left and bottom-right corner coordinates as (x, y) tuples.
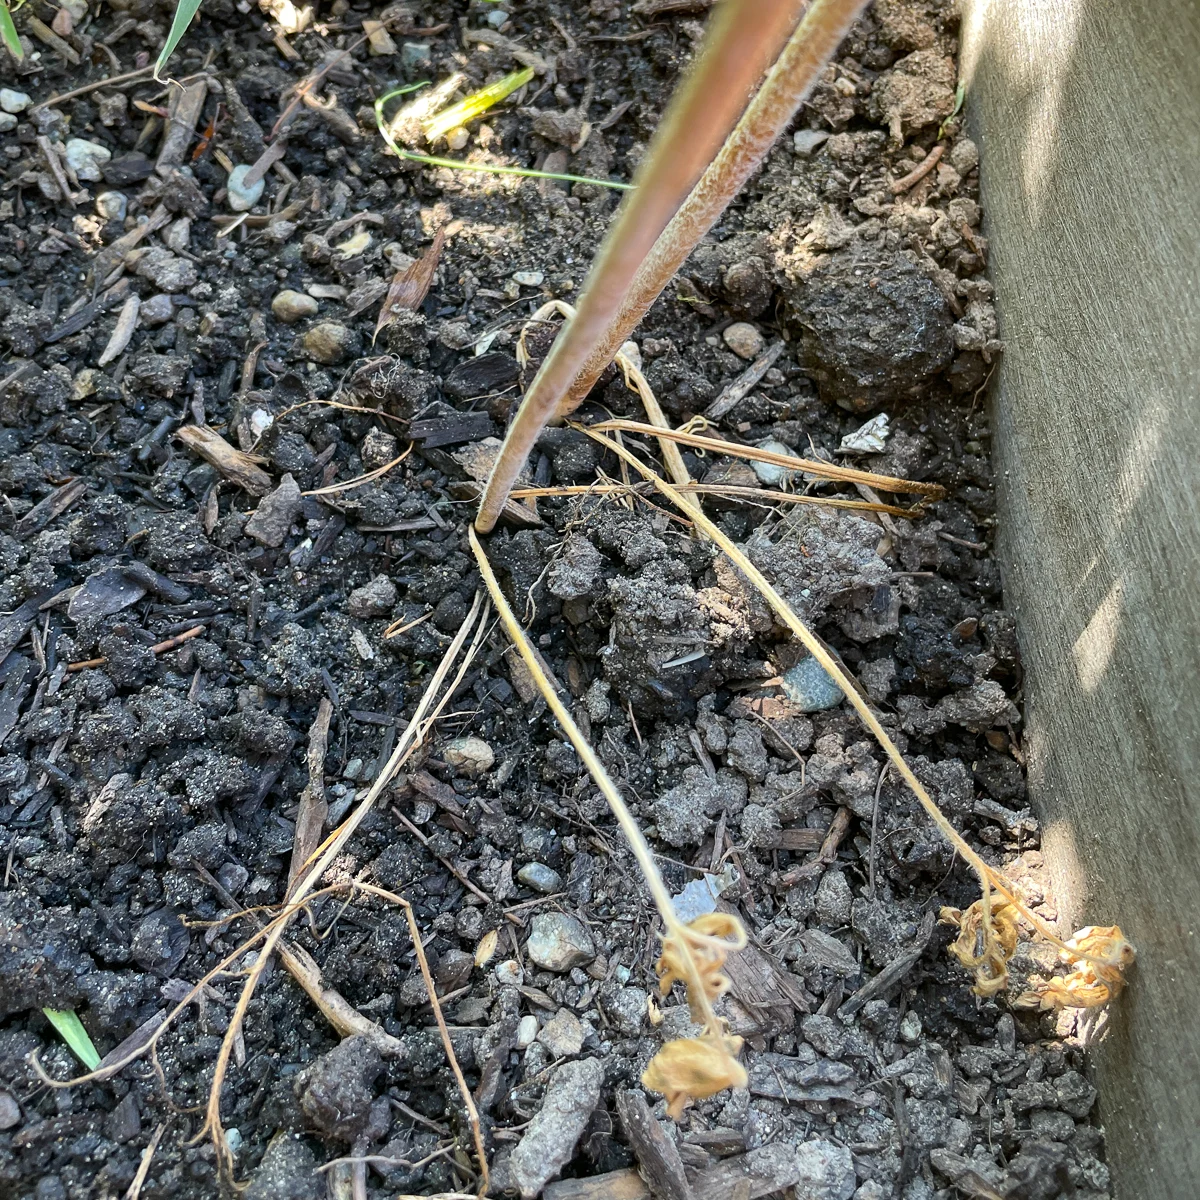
(889, 143), (944, 195)
(175, 425), (273, 495)
(304, 446), (411, 497)
(123, 1121), (167, 1200)
(289, 698), (334, 890)
(359, 883), (489, 1193)
(67, 625), (204, 672)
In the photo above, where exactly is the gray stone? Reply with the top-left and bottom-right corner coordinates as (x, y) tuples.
(782, 657), (845, 712)
(401, 42), (432, 69)
(751, 437), (802, 486)
(0, 89), (31, 114)
(801, 1013), (847, 1059)
(227, 163), (264, 212)
(794, 1140), (857, 1200)
(444, 735), (495, 777)
(346, 575), (398, 619)
(536, 1008), (587, 1057)
(526, 913), (595, 972)
(814, 869), (853, 926)
(95, 191), (127, 221)
(297, 1035), (382, 1140)
(517, 1014), (539, 1048)
(653, 766), (747, 848)
(603, 986), (647, 1036)
(244, 474), (302, 547)
(135, 248), (197, 292)
(0, 1091), (19, 1130)
(244, 1132), (320, 1200)
(0, 113), (16, 134)
(140, 294), (175, 327)
(513, 270), (544, 287)
(65, 138), (112, 182)
(518, 863), (563, 893)
(505, 1058), (604, 1198)
(272, 289), (319, 324)
(723, 321), (765, 360)
(793, 127), (831, 155)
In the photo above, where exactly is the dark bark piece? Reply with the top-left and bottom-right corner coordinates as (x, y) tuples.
(44, 279), (131, 344)
(615, 1090), (694, 1200)
(14, 478), (86, 541)
(442, 352), (521, 399)
(838, 908), (935, 1017)
(409, 769), (466, 818)
(409, 410), (495, 448)
(0, 598), (44, 669)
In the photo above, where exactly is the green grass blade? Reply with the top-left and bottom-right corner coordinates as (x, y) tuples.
(155, 0), (203, 80)
(424, 66), (533, 141)
(42, 1008), (101, 1070)
(375, 90), (632, 193)
(0, 0), (24, 61)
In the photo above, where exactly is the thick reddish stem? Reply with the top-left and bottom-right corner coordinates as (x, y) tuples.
(474, 0), (805, 533)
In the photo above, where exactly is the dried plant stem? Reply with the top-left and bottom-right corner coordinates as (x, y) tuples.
(583, 428), (1101, 965)
(358, 883), (488, 1194)
(195, 593), (491, 1187)
(468, 527), (734, 1032)
(590, 419), (944, 498)
(509, 482), (916, 517)
(475, 0), (807, 532)
(568, 0), (873, 414)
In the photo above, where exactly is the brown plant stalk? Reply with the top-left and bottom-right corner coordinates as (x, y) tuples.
(475, 0), (870, 531)
(474, 0), (807, 533)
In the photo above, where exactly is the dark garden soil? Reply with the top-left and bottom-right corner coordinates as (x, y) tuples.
(0, 2), (1115, 1198)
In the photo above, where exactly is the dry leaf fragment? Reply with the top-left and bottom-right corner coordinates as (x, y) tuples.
(474, 928), (499, 968)
(655, 911), (747, 1023)
(374, 225), (446, 344)
(940, 898), (1019, 998)
(641, 1034), (746, 1120)
(1016, 924), (1136, 1011)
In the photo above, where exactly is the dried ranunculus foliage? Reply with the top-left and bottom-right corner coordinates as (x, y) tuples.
(655, 912), (747, 1022)
(641, 1033), (747, 1120)
(1016, 924), (1136, 1011)
(940, 898), (1020, 998)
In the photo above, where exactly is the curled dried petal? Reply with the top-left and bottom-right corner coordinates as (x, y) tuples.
(641, 1034), (747, 1120)
(940, 899), (1020, 998)
(1015, 924), (1136, 1011)
(655, 912), (747, 1023)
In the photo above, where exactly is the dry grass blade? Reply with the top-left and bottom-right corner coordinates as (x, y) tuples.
(571, 0), (873, 411)
(304, 445), (412, 497)
(374, 226), (447, 344)
(175, 425), (272, 496)
(475, 0), (807, 532)
(469, 527), (748, 1118)
(358, 883), (488, 1193)
(588, 419), (944, 498)
(581, 425), (1133, 993)
(508, 482), (917, 516)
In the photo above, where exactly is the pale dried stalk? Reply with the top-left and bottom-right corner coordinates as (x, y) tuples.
(590, 418), (944, 498)
(584, 426), (1117, 968)
(474, 0), (807, 532)
(468, 527), (740, 1033)
(569, 0), (872, 414)
(358, 883), (489, 1194)
(97, 295), (140, 367)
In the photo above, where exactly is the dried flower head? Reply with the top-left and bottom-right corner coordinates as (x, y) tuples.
(641, 1033), (747, 1119)
(1016, 924), (1136, 1011)
(655, 912), (747, 1023)
(940, 898), (1020, 997)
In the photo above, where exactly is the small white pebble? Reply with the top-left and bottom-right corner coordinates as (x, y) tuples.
(517, 1015), (539, 1048)
(512, 270), (544, 287)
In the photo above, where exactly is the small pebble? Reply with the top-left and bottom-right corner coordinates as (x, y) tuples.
(752, 437), (802, 486)
(271, 289), (319, 324)
(164, 216), (191, 252)
(526, 913), (595, 973)
(302, 321), (357, 364)
(0, 113), (16, 134)
(517, 1014), (539, 1049)
(140, 294), (175, 327)
(346, 575), (397, 619)
(839, 412), (890, 454)
(343, 758), (364, 781)
(792, 128), (830, 156)
(512, 270), (544, 287)
(495, 959), (524, 986)
(227, 163), (265, 212)
(94, 191), (127, 222)
(444, 735), (495, 777)
(65, 138), (112, 182)
(723, 320), (765, 360)
(781, 656), (845, 712)
(517, 863), (562, 894)
(445, 127), (469, 150)
(225, 1127), (243, 1154)
(485, 7), (509, 27)
(537, 1008), (587, 1057)
(401, 42), (432, 69)
(0, 89), (31, 114)
(899, 1010), (922, 1043)
(0, 1091), (19, 1130)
